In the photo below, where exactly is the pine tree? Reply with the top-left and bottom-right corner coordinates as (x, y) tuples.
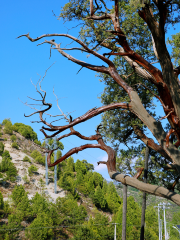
(0, 191), (4, 210)
(106, 182), (121, 213)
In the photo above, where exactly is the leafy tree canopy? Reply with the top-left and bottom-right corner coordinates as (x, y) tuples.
(19, 0), (180, 204)
(13, 122), (38, 140)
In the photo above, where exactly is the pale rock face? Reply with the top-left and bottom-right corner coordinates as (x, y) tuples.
(1, 131), (66, 203)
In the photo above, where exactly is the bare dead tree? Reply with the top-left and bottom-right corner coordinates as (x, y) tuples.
(18, 0), (180, 206)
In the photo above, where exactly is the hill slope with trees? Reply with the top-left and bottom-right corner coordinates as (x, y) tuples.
(0, 118), (179, 239)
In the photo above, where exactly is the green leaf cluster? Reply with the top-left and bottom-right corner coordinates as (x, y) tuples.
(114, 196), (158, 239)
(31, 150), (45, 165)
(0, 142), (4, 156)
(0, 151), (17, 182)
(13, 122), (38, 141)
(23, 155), (31, 163)
(3, 119), (13, 135)
(28, 165), (38, 176)
(11, 141), (19, 149)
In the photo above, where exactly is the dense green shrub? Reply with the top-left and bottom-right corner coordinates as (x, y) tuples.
(7, 212), (23, 239)
(2, 150), (11, 159)
(0, 191), (4, 210)
(31, 150), (45, 165)
(23, 156), (31, 163)
(6, 164), (18, 182)
(0, 153), (18, 181)
(2, 119), (11, 125)
(0, 142), (4, 156)
(75, 159), (87, 175)
(10, 135), (16, 142)
(31, 150), (41, 159)
(11, 185), (26, 206)
(0, 132), (2, 137)
(25, 212), (54, 240)
(13, 123), (37, 141)
(93, 185), (107, 210)
(3, 120), (13, 135)
(0, 158), (10, 172)
(22, 175), (30, 184)
(34, 139), (41, 146)
(35, 155), (45, 165)
(28, 165), (38, 176)
(11, 142), (19, 149)
(58, 171), (76, 194)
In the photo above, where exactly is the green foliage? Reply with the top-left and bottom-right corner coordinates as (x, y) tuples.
(34, 139), (41, 145)
(115, 196), (141, 239)
(10, 135), (16, 142)
(7, 211), (23, 238)
(39, 178), (45, 189)
(6, 164), (18, 182)
(82, 159), (94, 171)
(26, 212), (54, 240)
(168, 32), (180, 67)
(106, 182), (121, 213)
(2, 150), (10, 159)
(4, 138), (7, 141)
(16, 194), (32, 218)
(35, 155), (45, 165)
(58, 171), (77, 196)
(59, 0), (180, 190)
(2, 118), (11, 125)
(23, 155), (31, 163)
(11, 142), (19, 149)
(72, 226), (96, 240)
(92, 172), (103, 188)
(75, 159), (87, 174)
(42, 138), (64, 150)
(0, 142), (4, 156)
(11, 185), (26, 206)
(4, 121), (13, 135)
(66, 156), (75, 172)
(88, 213), (114, 239)
(169, 209), (180, 240)
(31, 193), (50, 216)
(56, 194), (87, 225)
(13, 122), (38, 140)
(56, 149), (62, 159)
(0, 191), (4, 210)
(0, 132), (2, 137)
(93, 185), (107, 210)
(0, 155), (17, 182)
(31, 150), (45, 165)
(22, 174), (30, 184)
(28, 165), (38, 176)
(144, 206), (159, 240)
(31, 150), (41, 159)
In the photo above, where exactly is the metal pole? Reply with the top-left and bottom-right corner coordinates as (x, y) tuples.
(160, 219), (162, 240)
(54, 137), (57, 194)
(158, 205), (160, 240)
(163, 203), (167, 240)
(114, 223), (116, 240)
(45, 139), (48, 185)
(122, 184), (127, 240)
(140, 146), (149, 240)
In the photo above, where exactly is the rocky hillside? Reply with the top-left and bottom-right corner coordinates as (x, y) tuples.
(0, 127), (66, 203)
(0, 121), (179, 239)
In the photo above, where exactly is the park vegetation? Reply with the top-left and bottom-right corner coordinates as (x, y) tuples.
(1, 118), (180, 238)
(17, 0), (180, 206)
(0, 157), (161, 240)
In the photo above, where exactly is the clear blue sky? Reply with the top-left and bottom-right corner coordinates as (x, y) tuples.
(0, 0), (178, 181)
